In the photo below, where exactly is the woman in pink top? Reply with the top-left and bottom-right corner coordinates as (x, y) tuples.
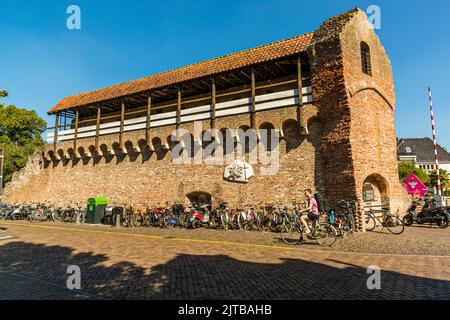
(300, 189), (320, 235)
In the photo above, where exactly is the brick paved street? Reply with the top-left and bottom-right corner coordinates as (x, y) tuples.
(0, 268), (103, 300)
(0, 221), (449, 300)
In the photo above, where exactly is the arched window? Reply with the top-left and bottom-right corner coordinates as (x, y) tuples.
(259, 122), (276, 152)
(361, 42), (372, 76)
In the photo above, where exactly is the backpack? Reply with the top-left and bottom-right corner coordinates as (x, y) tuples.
(327, 208), (337, 225)
(314, 193), (330, 213)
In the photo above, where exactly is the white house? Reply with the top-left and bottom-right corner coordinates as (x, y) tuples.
(398, 138), (450, 174)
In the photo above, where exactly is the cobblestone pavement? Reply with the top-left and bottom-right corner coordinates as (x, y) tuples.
(0, 221), (449, 300)
(0, 268), (103, 300)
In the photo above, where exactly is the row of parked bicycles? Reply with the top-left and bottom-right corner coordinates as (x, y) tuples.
(0, 200), (359, 246)
(2, 198), (447, 247)
(0, 203), (85, 223)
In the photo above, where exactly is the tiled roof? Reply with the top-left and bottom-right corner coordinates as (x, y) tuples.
(48, 32), (314, 113)
(398, 138), (450, 162)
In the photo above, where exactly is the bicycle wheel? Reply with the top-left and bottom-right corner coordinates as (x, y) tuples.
(52, 210), (61, 222)
(315, 224), (338, 247)
(237, 216), (249, 231)
(220, 214), (229, 231)
(365, 215), (377, 232)
(134, 213), (144, 227)
(178, 214), (186, 227)
(125, 215), (135, 228)
(281, 224), (302, 245)
(385, 216), (405, 235)
(436, 216), (449, 229)
(255, 214), (265, 231)
(347, 214), (355, 234)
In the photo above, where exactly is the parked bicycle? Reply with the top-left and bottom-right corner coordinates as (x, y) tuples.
(332, 200), (356, 238)
(365, 206), (404, 235)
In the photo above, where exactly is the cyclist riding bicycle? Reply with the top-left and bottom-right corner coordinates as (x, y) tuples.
(300, 189), (320, 235)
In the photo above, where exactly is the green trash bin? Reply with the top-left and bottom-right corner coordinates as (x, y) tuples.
(86, 198), (108, 224)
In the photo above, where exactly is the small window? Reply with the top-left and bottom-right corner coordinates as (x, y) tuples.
(406, 147), (412, 153)
(361, 42), (372, 76)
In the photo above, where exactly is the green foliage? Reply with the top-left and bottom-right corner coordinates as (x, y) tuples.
(427, 169), (450, 191)
(0, 91), (47, 185)
(398, 162), (429, 185)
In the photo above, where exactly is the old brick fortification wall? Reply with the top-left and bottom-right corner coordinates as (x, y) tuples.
(3, 8), (410, 225)
(3, 105), (323, 208)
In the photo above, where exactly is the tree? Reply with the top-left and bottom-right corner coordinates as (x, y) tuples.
(0, 91), (47, 185)
(427, 169), (450, 192)
(398, 162), (429, 185)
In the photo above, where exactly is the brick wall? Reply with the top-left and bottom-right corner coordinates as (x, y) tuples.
(3, 105), (323, 208)
(338, 9), (411, 215)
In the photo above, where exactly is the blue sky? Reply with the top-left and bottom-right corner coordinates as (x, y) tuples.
(0, 0), (449, 149)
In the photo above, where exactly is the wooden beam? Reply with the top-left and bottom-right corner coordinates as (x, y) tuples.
(274, 62), (287, 74)
(199, 79), (211, 87)
(95, 107), (101, 150)
(240, 70), (252, 80)
(251, 68), (256, 128)
(73, 109), (79, 152)
(211, 79), (216, 129)
(151, 91), (164, 99)
(146, 94), (152, 146)
(263, 65), (277, 77)
(176, 88), (182, 128)
(53, 112), (59, 153)
(119, 101), (125, 149)
(218, 75), (235, 86)
(188, 81), (206, 91)
(229, 72), (246, 84)
(297, 57), (308, 135)
(253, 69), (265, 79)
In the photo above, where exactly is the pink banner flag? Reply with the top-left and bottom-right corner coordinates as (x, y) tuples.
(403, 173), (429, 197)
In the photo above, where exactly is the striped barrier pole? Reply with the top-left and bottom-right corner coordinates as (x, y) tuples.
(428, 86), (442, 196)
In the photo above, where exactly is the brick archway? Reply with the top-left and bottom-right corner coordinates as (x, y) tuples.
(363, 173), (390, 207)
(185, 191), (212, 207)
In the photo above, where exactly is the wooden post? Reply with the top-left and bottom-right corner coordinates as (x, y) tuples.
(146, 94), (152, 146)
(177, 88), (182, 128)
(95, 107), (101, 150)
(211, 79), (216, 129)
(53, 112), (60, 153)
(297, 57), (308, 135)
(119, 100), (125, 149)
(73, 109), (79, 153)
(251, 69), (256, 128)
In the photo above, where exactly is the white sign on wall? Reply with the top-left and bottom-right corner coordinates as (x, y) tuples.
(224, 160), (254, 183)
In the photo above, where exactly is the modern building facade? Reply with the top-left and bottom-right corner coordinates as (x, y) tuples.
(3, 8), (411, 230)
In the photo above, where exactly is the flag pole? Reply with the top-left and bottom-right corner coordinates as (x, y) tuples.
(428, 86), (442, 196)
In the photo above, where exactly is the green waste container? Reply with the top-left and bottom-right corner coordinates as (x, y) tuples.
(86, 198), (108, 224)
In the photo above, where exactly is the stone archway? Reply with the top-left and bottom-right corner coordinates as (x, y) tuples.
(186, 191), (212, 208)
(362, 174), (389, 207)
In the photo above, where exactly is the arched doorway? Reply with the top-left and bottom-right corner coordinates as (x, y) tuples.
(363, 174), (389, 207)
(186, 191), (212, 208)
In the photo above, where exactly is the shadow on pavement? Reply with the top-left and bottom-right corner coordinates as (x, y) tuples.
(0, 241), (448, 300)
